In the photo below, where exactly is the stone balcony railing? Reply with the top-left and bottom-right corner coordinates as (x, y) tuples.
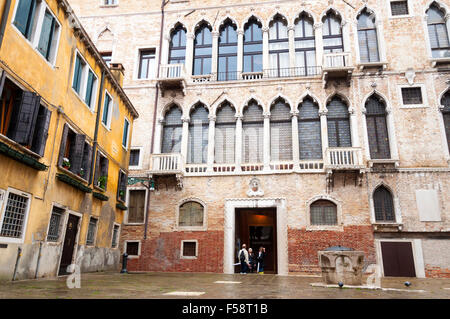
(149, 153), (184, 175)
(324, 147), (364, 170)
(322, 52), (354, 88)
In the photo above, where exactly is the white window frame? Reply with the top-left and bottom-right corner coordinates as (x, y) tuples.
(388, 0), (413, 19)
(85, 216), (99, 246)
(180, 240), (198, 259)
(122, 117), (130, 149)
(101, 90), (113, 130)
(111, 222), (121, 249)
(124, 240), (141, 259)
(71, 50), (99, 111)
(176, 198), (208, 232)
(397, 84), (428, 108)
(0, 188), (32, 244)
(129, 146), (143, 170)
(134, 46), (158, 80)
(125, 187), (147, 225)
(11, 0), (61, 66)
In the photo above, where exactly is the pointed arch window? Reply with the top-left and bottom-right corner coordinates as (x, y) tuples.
(169, 25), (186, 65)
(242, 100), (264, 163)
(193, 24), (212, 75)
(187, 104), (209, 164)
(365, 95), (391, 159)
(270, 98), (292, 160)
(294, 14), (316, 76)
(268, 16), (289, 77)
(298, 98), (322, 159)
(426, 4), (450, 58)
(327, 96), (351, 147)
(243, 18), (263, 73)
(218, 21), (238, 81)
(215, 102), (236, 164)
(310, 200), (337, 225)
(162, 106), (183, 154)
(373, 186), (395, 222)
(357, 10), (380, 63)
(322, 12), (343, 53)
(179, 201), (204, 227)
(441, 91), (450, 152)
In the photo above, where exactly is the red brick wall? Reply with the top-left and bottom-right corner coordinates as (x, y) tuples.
(287, 226), (376, 274)
(425, 266), (450, 278)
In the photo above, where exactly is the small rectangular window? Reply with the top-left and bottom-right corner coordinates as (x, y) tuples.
(401, 87), (423, 105)
(111, 224), (119, 248)
(182, 241), (197, 258)
(102, 92), (112, 128)
(47, 206), (64, 242)
(390, 1), (409, 16)
(126, 241), (139, 256)
(138, 49), (156, 79)
(129, 149), (140, 167)
(86, 217), (98, 246)
(0, 191), (30, 239)
(104, 0), (117, 5)
(122, 118), (130, 148)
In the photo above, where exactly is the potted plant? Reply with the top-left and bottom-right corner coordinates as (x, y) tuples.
(119, 189), (125, 199)
(78, 167), (85, 178)
(97, 175), (107, 189)
(62, 158), (70, 170)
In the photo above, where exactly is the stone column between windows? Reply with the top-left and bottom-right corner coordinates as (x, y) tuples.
(375, 20), (386, 62)
(185, 33), (195, 76)
(291, 110), (300, 170)
(342, 20), (351, 55)
(263, 112), (270, 171)
(181, 117), (190, 164)
(361, 108), (371, 160)
(211, 31), (219, 80)
(288, 25), (296, 69)
(314, 23), (323, 68)
(319, 109), (328, 160)
(237, 30), (244, 75)
(262, 27), (269, 71)
(385, 106), (399, 161)
(445, 14), (450, 45)
(349, 107), (360, 148)
(207, 115), (216, 172)
(161, 35), (170, 66)
(235, 114), (243, 172)
(153, 118), (164, 154)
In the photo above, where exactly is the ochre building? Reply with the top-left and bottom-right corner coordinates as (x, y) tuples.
(70, 0), (450, 278)
(0, 0), (138, 280)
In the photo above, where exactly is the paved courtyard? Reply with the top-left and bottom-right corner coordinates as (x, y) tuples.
(0, 272), (449, 299)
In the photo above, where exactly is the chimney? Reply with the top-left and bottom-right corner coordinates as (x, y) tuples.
(109, 63), (125, 87)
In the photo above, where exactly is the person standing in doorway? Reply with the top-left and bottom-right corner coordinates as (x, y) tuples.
(248, 248), (256, 273)
(238, 244), (249, 274)
(257, 246), (266, 274)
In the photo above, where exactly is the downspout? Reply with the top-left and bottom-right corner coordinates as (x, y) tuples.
(144, 0), (167, 240)
(89, 70), (105, 186)
(0, 0), (12, 49)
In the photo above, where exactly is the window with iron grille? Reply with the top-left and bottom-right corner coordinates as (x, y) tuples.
(129, 149), (140, 167)
(187, 104), (209, 164)
(322, 11), (343, 53)
(373, 186), (395, 222)
(127, 189), (146, 224)
(182, 241), (197, 257)
(126, 241), (139, 256)
(215, 102), (236, 164)
(357, 10), (380, 63)
(310, 200), (337, 225)
(268, 15), (289, 77)
(243, 17), (263, 73)
(365, 95), (391, 159)
(441, 91), (450, 152)
(169, 25), (186, 65)
(86, 217), (98, 246)
(0, 192), (30, 239)
(390, 1), (409, 16)
(401, 87), (423, 105)
(47, 206), (64, 242)
(111, 225), (119, 248)
(270, 98), (292, 161)
(327, 96), (352, 147)
(179, 201), (204, 227)
(218, 20), (238, 81)
(138, 49), (156, 79)
(294, 14), (316, 76)
(162, 106), (183, 153)
(298, 98), (322, 159)
(193, 24), (212, 75)
(426, 5), (450, 58)
(242, 101), (264, 163)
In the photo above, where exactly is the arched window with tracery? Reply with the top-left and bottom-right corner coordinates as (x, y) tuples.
(242, 100), (264, 163)
(365, 95), (391, 159)
(243, 17), (263, 73)
(187, 103), (209, 164)
(441, 90), (450, 152)
(161, 105), (183, 154)
(169, 25), (186, 65)
(298, 97), (322, 159)
(357, 9), (380, 62)
(373, 186), (395, 222)
(294, 13), (316, 76)
(268, 15), (289, 77)
(218, 20), (238, 81)
(193, 23), (212, 75)
(179, 201), (204, 227)
(270, 98), (292, 160)
(215, 102), (236, 164)
(322, 11), (344, 53)
(327, 96), (351, 147)
(310, 200), (337, 225)
(426, 4), (450, 58)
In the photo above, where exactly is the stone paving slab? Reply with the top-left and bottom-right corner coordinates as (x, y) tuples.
(0, 272), (449, 299)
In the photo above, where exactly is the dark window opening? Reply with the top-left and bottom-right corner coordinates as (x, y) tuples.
(129, 149), (140, 166)
(117, 170), (127, 202)
(310, 200), (337, 225)
(126, 241), (139, 256)
(373, 186), (396, 222)
(182, 241), (197, 257)
(401, 87), (423, 105)
(390, 1), (409, 16)
(94, 151), (109, 190)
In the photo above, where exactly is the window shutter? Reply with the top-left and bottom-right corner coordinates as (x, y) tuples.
(69, 134), (86, 174)
(85, 71), (95, 106)
(242, 102), (264, 163)
(102, 157), (109, 191)
(358, 30), (369, 62)
(72, 56), (82, 92)
(298, 99), (322, 160)
(13, 0), (36, 38)
(58, 124), (70, 167)
(8, 91), (40, 146)
(37, 11), (55, 60)
(270, 101), (292, 161)
(30, 106), (52, 156)
(94, 151), (100, 185)
(82, 144), (93, 181)
(162, 107), (183, 153)
(187, 106), (209, 164)
(215, 104), (235, 164)
(327, 97), (351, 147)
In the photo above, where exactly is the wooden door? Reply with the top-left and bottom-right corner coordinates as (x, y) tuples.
(59, 214), (79, 275)
(381, 241), (416, 277)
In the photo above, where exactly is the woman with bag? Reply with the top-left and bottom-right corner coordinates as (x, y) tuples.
(256, 246), (266, 274)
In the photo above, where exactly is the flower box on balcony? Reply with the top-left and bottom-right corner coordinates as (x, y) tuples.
(93, 191), (109, 201)
(0, 140), (48, 171)
(116, 202), (128, 211)
(56, 173), (92, 193)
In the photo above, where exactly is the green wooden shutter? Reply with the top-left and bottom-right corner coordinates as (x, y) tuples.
(93, 151), (100, 186)
(7, 91), (40, 145)
(13, 0), (36, 39)
(30, 106), (52, 156)
(122, 119), (129, 147)
(84, 70), (95, 106)
(102, 94), (110, 125)
(37, 11), (55, 60)
(58, 124), (69, 167)
(72, 55), (82, 93)
(81, 143), (93, 181)
(102, 157), (109, 191)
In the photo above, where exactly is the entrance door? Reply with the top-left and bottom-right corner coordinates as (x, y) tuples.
(235, 208), (277, 274)
(58, 214), (80, 275)
(381, 241), (416, 277)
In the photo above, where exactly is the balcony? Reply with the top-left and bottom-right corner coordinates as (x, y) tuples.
(324, 147), (364, 170)
(149, 153), (184, 175)
(157, 64), (186, 96)
(322, 52), (354, 88)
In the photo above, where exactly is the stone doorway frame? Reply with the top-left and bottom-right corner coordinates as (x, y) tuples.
(224, 198), (288, 275)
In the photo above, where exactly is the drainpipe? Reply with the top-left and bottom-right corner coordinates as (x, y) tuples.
(12, 247), (22, 281)
(89, 71), (105, 186)
(144, 0), (167, 240)
(0, 0), (12, 49)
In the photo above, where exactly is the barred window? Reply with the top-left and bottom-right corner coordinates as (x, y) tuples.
(327, 96), (352, 147)
(47, 206), (64, 242)
(357, 10), (380, 63)
(187, 104), (209, 164)
(373, 186), (395, 222)
(169, 25), (186, 65)
(294, 13), (316, 76)
(242, 100), (264, 163)
(179, 201), (204, 227)
(366, 95), (391, 159)
(86, 217), (98, 246)
(215, 102), (236, 164)
(111, 225), (119, 248)
(390, 1), (409, 16)
(310, 200), (337, 225)
(440, 91), (450, 152)
(162, 105), (183, 154)
(182, 241), (197, 257)
(298, 97), (322, 160)
(322, 11), (343, 53)
(126, 241), (139, 256)
(270, 98), (292, 161)
(401, 87), (423, 105)
(0, 192), (30, 239)
(129, 149), (140, 167)
(426, 5), (450, 58)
